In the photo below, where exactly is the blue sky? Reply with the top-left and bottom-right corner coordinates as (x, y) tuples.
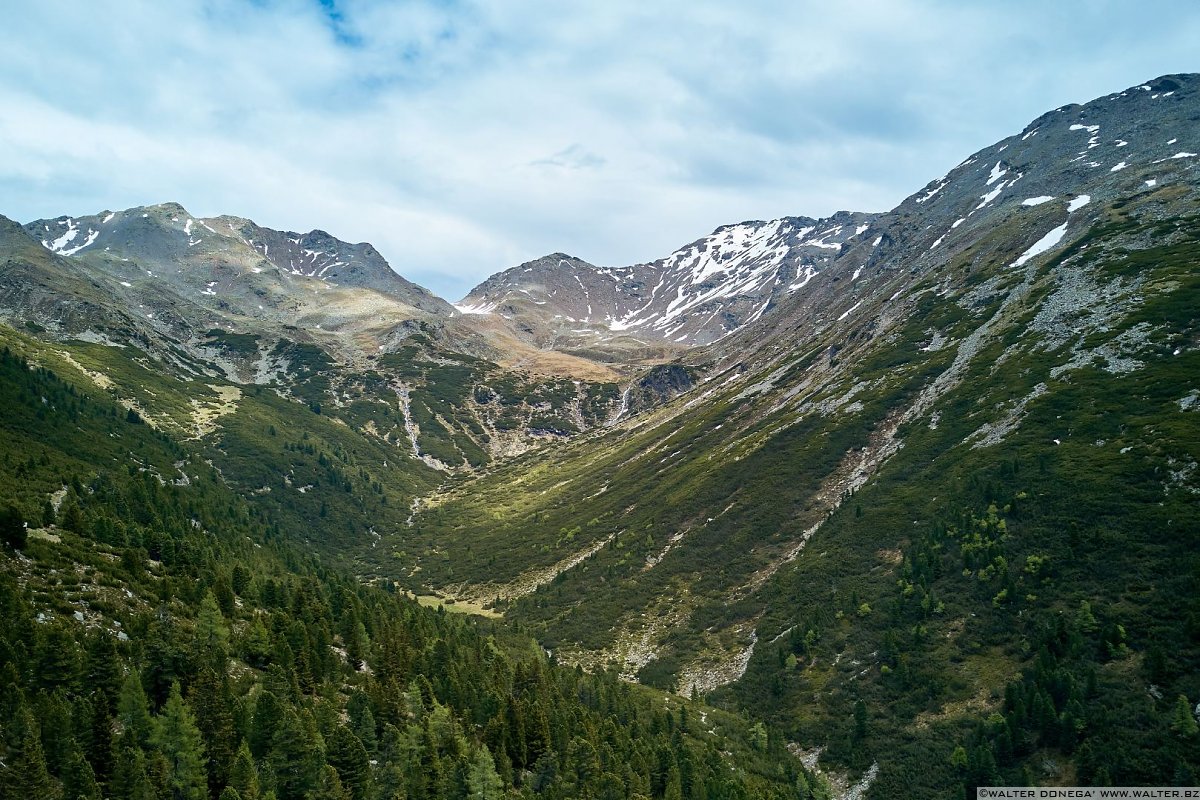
(1, 1), (1197, 300)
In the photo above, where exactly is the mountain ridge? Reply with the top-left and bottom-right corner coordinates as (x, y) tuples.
(0, 72), (1198, 798)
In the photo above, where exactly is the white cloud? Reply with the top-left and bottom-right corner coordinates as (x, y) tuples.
(1, 0), (1198, 299)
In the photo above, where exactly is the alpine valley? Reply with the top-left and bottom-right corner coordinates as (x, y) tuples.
(1, 74), (1198, 800)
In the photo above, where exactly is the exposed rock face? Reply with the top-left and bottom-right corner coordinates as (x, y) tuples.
(23, 202), (452, 317)
(456, 211), (879, 353)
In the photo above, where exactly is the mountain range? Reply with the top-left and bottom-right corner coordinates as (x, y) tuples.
(1, 73), (1198, 798)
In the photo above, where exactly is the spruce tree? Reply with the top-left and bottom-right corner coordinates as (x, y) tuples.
(311, 765), (352, 800)
(189, 665), (237, 795)
(465, 746), (505, 800)
(346, 691), (378, 756)
(149, 682), (208, 800)
(118, 670), (154, 747)
(1172, 694), (1199, 737)
(109, 743), (157, 800)
(227, 741), (261, 800)
(62, 745), (102, 800)
(326, 725), (371, 800)
(1, 706), (62, 800)
(194, 590), (230, 669)
(0, 504), (26, 550)
(249, 691), (284, 759)
(267, 706), (324, 800)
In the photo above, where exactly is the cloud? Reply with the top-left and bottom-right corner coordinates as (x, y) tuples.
(530, 144), (607, 171)
(1, 0), (1198, 299)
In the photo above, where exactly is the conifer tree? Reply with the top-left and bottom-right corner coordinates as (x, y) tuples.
(311, 765), (352, 800)
(189, 665), (237, 795)
(249, 691), (284, 759)
(150, 682), (208, 800)
(326, 725), (371, 800)
(194, 590), (231, 669)
(227, 741), (261, 800)
(267, 706), (324, 800)
(1172, 694), (1199, 737)
(62, 745), (102, 800)
(109, 742), (157, 800)
(84, 631), (122, 714)
(0, 504), (26, 550)
(2, 706), (62, 799)
(118, 670), (154, 747)
(465, 746), (505, 800)
(346, 690), (378, 756)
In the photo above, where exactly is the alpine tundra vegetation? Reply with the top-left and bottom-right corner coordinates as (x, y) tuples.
(1, 63), (1199, 800)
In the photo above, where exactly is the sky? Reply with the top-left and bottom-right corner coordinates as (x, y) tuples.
(1, 1), (1197, 300)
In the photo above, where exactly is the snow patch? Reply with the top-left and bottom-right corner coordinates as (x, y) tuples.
(1067, 195), (1091, 212)
(916, 180), (947, 203)
(1013, 223), (1068, 267)
(1110, 161), (1128, 172)
(975, 181), (1007, 210)
(1021, 196), (1054, 206)
(837, 300), (863, 321)
(454, 300), (497, 315)
(986, 161), (1007, 185)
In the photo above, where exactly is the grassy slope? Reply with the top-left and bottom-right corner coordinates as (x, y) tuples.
(398, 207), (1200, 793)
(0, 332), (816, 800)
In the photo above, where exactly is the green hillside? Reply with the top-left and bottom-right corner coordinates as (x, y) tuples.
(0, 340), (816, 799)
(393, 207), (1200, 795)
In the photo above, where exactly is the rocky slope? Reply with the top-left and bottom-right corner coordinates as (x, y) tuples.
(457, 211), (878, 357)
(385, 74), (1200, 795)
(704, 73), (1198, 368)
(25, 202), (452, 314)
(0, 71), (1198, 797)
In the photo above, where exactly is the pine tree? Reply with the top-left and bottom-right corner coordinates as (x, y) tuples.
(35, 621), (81, 693)
(465, 746), (505, 800)
(62, 745), (102, 800)
(326, 725), (371, 800)
(84, 631), (122, 714)
(346, 691), (378, 756)
(118, 670), (154, 747)
(194, 590), (230, 669)
(189, 665), (237, 796)
(663, 763), (684, 800)
(2, 706), (62, 799)
(311, 765), (352, 800)
(227, 741), (261, 800)
(109, 742), (157, 800)
(1171, 694), (1199, 737)
(249, 691), (284, 759)
(0, 504), (26, 550)
(267, 706), (324, 800)
(374, 723), (417, 800)
(853, 699), (869, 743)
(149, 682), (208, 800)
